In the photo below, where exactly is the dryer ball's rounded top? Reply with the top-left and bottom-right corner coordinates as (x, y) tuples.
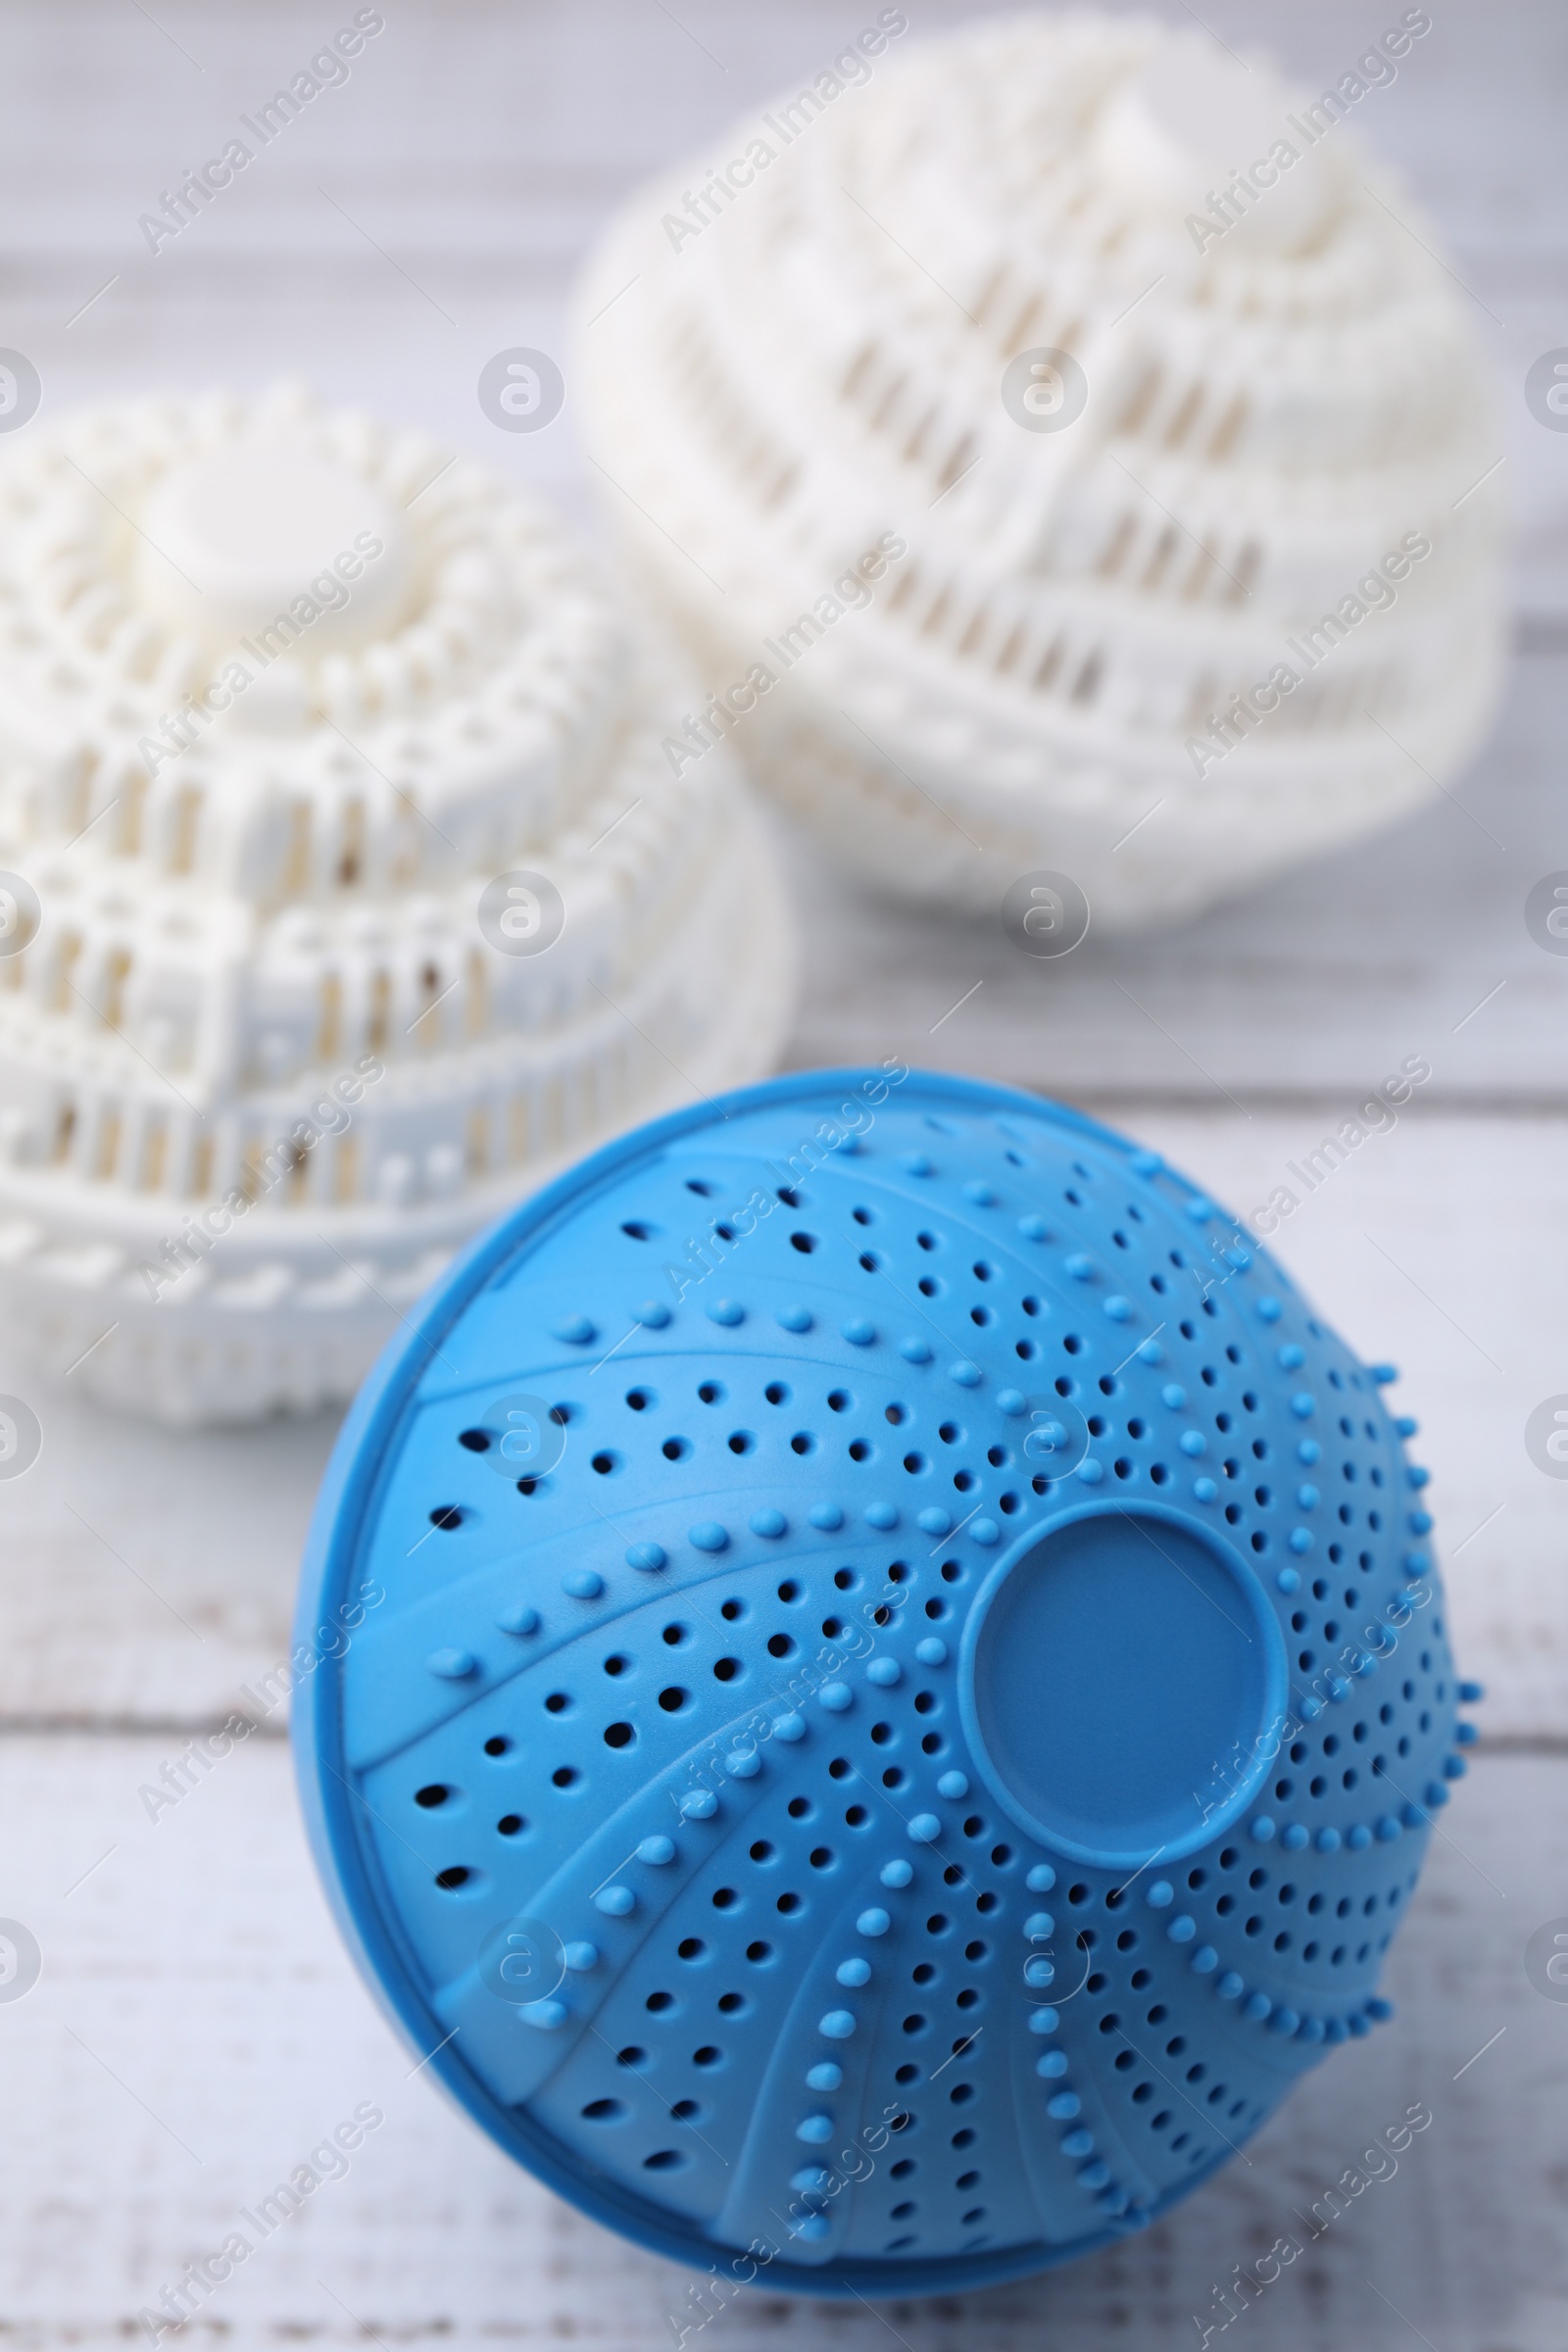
(1092, 40), (1336, 248)
(295, 1067), (1466, 2297)
(137, 447), (410, 654)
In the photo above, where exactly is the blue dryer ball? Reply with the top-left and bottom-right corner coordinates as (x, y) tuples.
(294, 1069), (1467, 2297)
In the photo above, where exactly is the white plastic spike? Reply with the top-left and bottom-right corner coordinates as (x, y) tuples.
(0, 389), (797, 1423)
(575, 13), (1508, 928)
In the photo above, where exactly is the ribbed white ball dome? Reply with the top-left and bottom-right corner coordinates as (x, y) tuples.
(576, 11), (1508, 927)
(0, 387), (796, 1423)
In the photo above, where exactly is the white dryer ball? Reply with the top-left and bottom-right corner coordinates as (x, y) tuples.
(0, 386), (796, 1423)
(576, 12), (1508, 928)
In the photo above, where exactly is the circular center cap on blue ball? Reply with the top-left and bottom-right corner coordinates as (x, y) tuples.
(961, 1505), (1286, 1869)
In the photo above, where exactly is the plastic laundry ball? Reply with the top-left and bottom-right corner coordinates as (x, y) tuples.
(575, 13), (1506, 928)
(294, 1066), (1471, 2295)
(0, 384), (794, 1422)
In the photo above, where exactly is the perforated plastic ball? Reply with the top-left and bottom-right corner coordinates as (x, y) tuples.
(576, 17), (1508, 931)
(294, 1068), (1471, 2296)
(0, 384), (793, 1424)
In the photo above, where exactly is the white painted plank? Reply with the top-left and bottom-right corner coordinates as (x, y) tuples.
(0, 1379), (337, 1727)
(0, 1734), (1550, 2348)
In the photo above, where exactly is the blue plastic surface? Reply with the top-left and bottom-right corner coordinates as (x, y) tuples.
(293, 1067), (1468, 2297)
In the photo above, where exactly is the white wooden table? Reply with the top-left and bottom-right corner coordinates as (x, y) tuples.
(1, 3), (1565, 2343)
